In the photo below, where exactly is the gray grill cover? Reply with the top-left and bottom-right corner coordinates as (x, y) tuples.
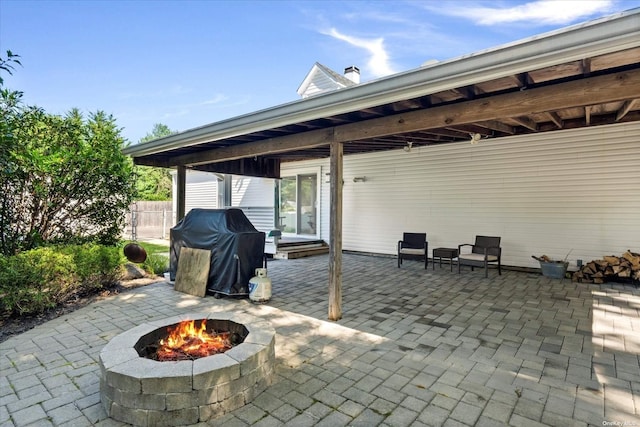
(170, 208), (265, 296)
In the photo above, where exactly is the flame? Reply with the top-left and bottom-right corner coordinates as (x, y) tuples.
(156, 319), (231, 361)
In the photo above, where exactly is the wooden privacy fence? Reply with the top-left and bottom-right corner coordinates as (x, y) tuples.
(123, 202), (275, 241)
(124, 201), (174, 240)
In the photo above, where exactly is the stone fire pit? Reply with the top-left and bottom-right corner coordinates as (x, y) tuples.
(99, 312), (275, 426)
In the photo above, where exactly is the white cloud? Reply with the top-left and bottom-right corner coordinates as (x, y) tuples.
(324, 28), (397, 78)
(200, 94), (228, 106)
(434, 0), (614, 26)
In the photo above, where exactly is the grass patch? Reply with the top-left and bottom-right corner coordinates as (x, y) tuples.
(123, 241), (169, 256)
(121, 241), (170, 275)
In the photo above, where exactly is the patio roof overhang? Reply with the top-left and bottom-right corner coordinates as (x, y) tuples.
(123, 9), (640, 180)
(123, 9), (640, 321)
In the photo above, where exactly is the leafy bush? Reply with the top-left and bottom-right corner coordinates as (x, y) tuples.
(62, 244), (123, 287)
(0, 244), (124, 317)
(0, 97), (135, 255)
(142, 254), (169, 276)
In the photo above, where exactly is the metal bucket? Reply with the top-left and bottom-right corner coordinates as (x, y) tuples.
(540, 261), (568, 279)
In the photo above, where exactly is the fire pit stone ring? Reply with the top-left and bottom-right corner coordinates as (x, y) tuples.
(99, 312), (276, 426)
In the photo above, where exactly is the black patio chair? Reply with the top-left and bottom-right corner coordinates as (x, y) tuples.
(458, 235), (502, 278)
(397, 232), (428, 269)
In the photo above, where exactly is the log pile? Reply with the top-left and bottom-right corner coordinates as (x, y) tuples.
(572, 250), (640, 284)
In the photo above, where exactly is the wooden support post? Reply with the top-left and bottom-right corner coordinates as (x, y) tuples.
(328, 139), (343, 321)
(176, 165), (186, 221)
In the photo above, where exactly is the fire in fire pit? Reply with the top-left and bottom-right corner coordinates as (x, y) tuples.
(134, 318), (248, 362)
(138, 319), (243, 361)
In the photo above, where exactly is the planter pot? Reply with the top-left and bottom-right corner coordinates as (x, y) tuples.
(540, 261), (568, 279)
(123, 243), (147, 263)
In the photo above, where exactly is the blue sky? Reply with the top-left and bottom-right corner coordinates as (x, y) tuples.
(2, 0), (639, 144)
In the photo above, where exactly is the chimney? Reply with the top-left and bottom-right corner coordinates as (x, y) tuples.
(344, 66), (360, 84)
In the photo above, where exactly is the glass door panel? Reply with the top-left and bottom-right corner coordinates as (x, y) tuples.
(278, 173), (318, 236)
(298, 174), (317, 235)
(279, 176), (297, 233)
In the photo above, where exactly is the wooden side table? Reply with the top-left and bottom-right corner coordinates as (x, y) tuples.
(433, 248), (459, 271)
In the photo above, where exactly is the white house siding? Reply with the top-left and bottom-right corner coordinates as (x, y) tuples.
(231, 175), (275, 233)
(281, 121), (640, 270)
(171, 171), (276, 233)
(185, 182), (218, 213)
(303, 74), (342, 98)
(231, 175), (274, 206)
(186, 171), (219, 211)
(171, 170), (219, 224)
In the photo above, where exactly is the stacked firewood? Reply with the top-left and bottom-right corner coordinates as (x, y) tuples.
(572, 250), (640, 284)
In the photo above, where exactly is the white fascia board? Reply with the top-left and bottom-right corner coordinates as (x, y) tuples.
(123, 9), (640, 158)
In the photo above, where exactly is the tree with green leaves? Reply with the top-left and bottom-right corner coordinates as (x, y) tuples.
(140, 123), (175, 143)
(134, 123), (176, 201)
(0, 50), (21, 86)
(0, 51), (135, 255)
(1, 50), (26, 254)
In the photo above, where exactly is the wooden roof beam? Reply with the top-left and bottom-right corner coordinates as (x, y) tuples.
(537, 111), (640, 131)
(404, 134), (442, 142)
(475, 120), (516, 135)
(415, 95), (433, 108)
(425, 128), (469, 138)
(171, 128), (335, 167)
(445, 126), (491, 137)
(393, 98), (424, 109)
(581, 58), (592, 77)
(507, 73), (530, 89)
(511, 116), (538, 131)
(444, 126), (477, 135)
(451, 85), (477, 100)
(543, 112), (564, 129)
(162, 69), (640, 166)
(358, 107), (385, 116)
(336, 70), (640, 143)
(616, 99), (639, 121)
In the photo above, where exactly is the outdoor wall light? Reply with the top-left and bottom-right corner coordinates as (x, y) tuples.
(469, 133), (482, 144)
(403, 141), (413, 152)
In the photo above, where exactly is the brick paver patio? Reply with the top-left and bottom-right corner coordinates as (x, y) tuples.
(1, 253), (639, 426)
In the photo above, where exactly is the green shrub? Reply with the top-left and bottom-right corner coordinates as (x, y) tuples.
(61, 244), (124, 289)
(142, 254), (168, 276)
(0, 248), (73, 315)
(0, 254), (47, 315)
(0, 244), (125, 317)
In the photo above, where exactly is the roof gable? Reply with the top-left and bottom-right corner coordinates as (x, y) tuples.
(297, 62), (357, 99)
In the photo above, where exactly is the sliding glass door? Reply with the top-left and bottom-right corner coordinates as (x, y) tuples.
(278, 173), (317, 236)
